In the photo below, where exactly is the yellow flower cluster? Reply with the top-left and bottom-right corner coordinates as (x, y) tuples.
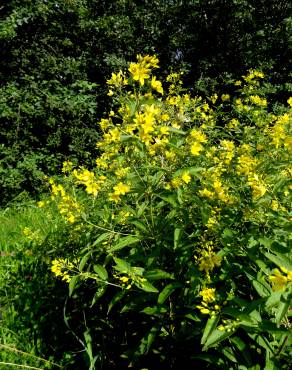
(197, 287), (220, 315)
(218, 319), (240, 332)
(247, 174), (267, 199)
(22, 227), (42, 243)
(50, 179), (81, 223)
(188, 128), (208, 156)
(195, 241), (222, 281)
(268, 113), (291, 150)
(243, 69), (265, 85)
(62, 160), (73, 173)
(107, 70), (128, 88)
(114, 272), (147, 291)
(219, 140), (235, 165)
(73, 168), (106, 197)
(108, 182), (131, 203)
(51, 258), (78, 283)
(128, 54), (159, 86)
(249, 95), (267, 107)
(170, 171), (192, 189)
(236, 145), (268, 200)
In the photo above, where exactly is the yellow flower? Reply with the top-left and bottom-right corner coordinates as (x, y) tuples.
(115, 167), (130, 178)
(287, 97), (292, 107)
(196, 243), (222, 280)
(107, 70), (127, 87)
(108, 193), (121, 203)
(99, 118), (109, 131)
(165, 150), (176, 161)
(51, 258), (78, 283)
(199, 188), (214, 199)
(269, 267), (292, 291)
(249, 95), (267, 107)
(37, 200), (45, 208)
(221, 94), (230, 101)
(171, 177), (182, 188)
(190, 141), (203, 156)
(62, 160), (73, 173)
(151, 76), (163, 94)
(128, 62), (150, 86)
(113, 182), (130, 196)
(181, 171), (191, 184)
(247, 174), (267, 199)
(210, 94), (218, 104)
(137, 54), (159, 69)
(190, 129), (207, 143)
(196, 305), (210, 315)
(160, 126), (169, 135)
(271, 200), (279, 211)
(227, 118), (239, 129)
(199, 287), (216, 303)
(161, 113), (170, 122)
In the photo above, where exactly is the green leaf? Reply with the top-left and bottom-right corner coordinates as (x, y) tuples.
(222, 347), (237, 363)
(157, 193), (178, 207)
(264, 252), (292, 271)
(252, 280), (271, 298)
(174, 227), (182, 249)
(136, 279), (158, 293)
(173, 166), (204, 178)
(136, 325), (159, 355)
(203, 329), (234, 351)
(157, 282), (182, 304)
(92, 232), (111, 247)
(108, 290), (127, 314)
(130, 219), (148, 232)
(141, 306), (167, 316)
(177, 187), (184, 204)
(259, 237), (272, 248)
(91, 285), (107, 307)
(108, 235), (141, 253)
(69, 275), (79, 297)
(93, 264), (108, 280)
(137, 202), (149, 218)
(113, 257), (132, 273)
(200, 204), (210, 224)
(79, 252), (91, 272)
(168, 127), (186, 135)
(144, 269), (173, 280)
(201, 315), (220, 345)
(259, 320), (290, 334)
(275, 300), (291, 325)
(230, 337), (252, 366)
(265, 291), (283, 308)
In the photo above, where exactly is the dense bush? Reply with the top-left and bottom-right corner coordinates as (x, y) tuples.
(27, 56), (291, 369)
(0, 0), (291, 204)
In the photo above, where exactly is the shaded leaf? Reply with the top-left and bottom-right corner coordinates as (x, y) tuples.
(108, 290), (127, 314)
(157, 282), (182, 304)
(201, 314), (220, 345)
(108, 235), (141, 253)
(69, 275), (79, 297)
(93, 264), (108, 280)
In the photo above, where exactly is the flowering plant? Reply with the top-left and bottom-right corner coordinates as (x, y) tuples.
(47, 56), (291, 368)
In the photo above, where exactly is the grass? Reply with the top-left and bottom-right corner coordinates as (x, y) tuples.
(0, 198), (65, 369)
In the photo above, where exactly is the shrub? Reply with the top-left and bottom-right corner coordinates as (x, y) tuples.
(23, 56), (292, 368)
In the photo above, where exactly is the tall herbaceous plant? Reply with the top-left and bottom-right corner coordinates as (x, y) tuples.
(46, 56), (291, 368)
